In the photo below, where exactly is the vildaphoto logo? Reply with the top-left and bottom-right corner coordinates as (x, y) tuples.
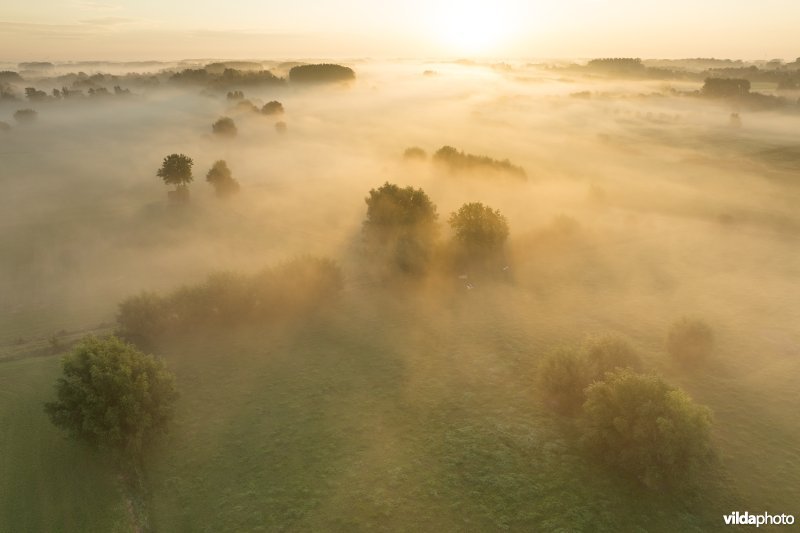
(723, 512), (795, 527)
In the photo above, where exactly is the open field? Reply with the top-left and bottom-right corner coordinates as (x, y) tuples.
(1, 59), (799, 531)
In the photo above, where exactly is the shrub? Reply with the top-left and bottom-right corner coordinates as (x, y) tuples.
(261, 100), (284, 115)
(13, 108), (37, 124)
(537, 347), (591, 415)
(116, 257), (343, 347)
(582, 370), (713, 488)
(538, 333), (641, 416)
(584, 333), (641, 377)
(44, 336), (178, 457)
(403, 146), (427, 160)
(212, 116), (237, 137)
(206, 160), (240, 197)
(667, 317), (714, 365)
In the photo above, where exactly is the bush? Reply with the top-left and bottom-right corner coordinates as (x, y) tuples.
(44, 336), (178, 456)
(537, 347), (591, 415)
(584, 333), (642, 377)
(116, 257), (343, 347)
(538, 334), (641, 415)
(667, 317), (714, 365)
(448, 202), (509, 252)
(212, 116), (237, 137)
(206, 160), (240, 197)
(261, 100), (284, 115)
(582, 370), (713, 488)
(403, 146), (427, 160)
(13, 108), (37, 124)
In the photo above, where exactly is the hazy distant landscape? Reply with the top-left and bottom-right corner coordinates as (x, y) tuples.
(1, 55), (799, 532)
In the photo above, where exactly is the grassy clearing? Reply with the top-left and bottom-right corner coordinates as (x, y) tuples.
(0, 355), (131, 533)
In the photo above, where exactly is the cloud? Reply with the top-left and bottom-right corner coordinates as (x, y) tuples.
(80, 17), (135, 26)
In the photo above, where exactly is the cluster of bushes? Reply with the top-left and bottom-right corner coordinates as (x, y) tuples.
(205, 160), (240, 197)
(362, 183), (511, 277)
(537, 325), (716, 489)
(432, 146), (527, 180)
(116, 257), (344, 348)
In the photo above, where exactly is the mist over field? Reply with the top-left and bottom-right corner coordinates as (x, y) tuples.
(2, 57), (799, 531)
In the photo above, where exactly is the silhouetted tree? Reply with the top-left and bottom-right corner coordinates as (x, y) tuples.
(44, 335), (178, 457)
(13, 108), (37, 124)
(363, 182), (438, 275)
(433, 145), (526, 179)
(157, 153), (193, 203)
(212, 116), (237, 137)
(261, 100), (284, 115)
(449, 202), (509, 253)
(403, 147), (427, 160)
(206, 160), (240, 197)
(582, 370), (713, 488)
(24, 87), (47, 101)
(667, 317), (714, 366)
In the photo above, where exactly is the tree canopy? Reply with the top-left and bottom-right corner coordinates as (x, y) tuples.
(212, 116), (237, 137)
(448, 202), (509, 252)
(289, 64), (355, 84)
(44, 335), (178, 456)
(157, 153), (193, 187)
(582, 370), (713, 488)
(206, 160), (240, 197)
(363, 182), (438, 274)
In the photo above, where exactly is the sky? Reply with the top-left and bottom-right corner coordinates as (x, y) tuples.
(1, 0), (799, 61)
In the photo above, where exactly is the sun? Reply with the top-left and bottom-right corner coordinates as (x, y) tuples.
(433, 1), (510, 55)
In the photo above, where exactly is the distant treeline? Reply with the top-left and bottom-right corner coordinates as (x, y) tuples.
(288, 64), (355, 84)
(432, 146), (527, 180)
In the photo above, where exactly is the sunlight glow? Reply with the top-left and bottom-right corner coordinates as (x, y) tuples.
(433, 1), (512, 55)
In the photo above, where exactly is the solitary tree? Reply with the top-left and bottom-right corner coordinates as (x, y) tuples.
(261, 100), (284, 115)
(206, 160), (240, 197)
(44, 335), (178, 457)
(448, 202), (509, 271)
(667, 317), (714, 366)
(582, 370), (713, 488)
(157, 153), (193, 202)
(363, 182), (438, 274)
(212, 116), (237, 137)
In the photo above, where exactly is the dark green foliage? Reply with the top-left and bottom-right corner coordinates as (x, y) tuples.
(261, 100), (284, 115)
(584, 333), (642, 377)
(582, 370), (713, 488)
(212, 116), (237, 137)
(116, 257), (343, 347)
(289, 64), (355, 84)
(448, 202), (509, 252)
(433, 146), (526, 179)
(403, 146), (427, 160)
(156, 153), (193, 187)
(44, 336), (178, 456)
(537, 347), (591, 415)
(702, 78), (751, 98)
(363, 182), (438, 275)
(13, 108), (37, 124)
(538, 334), (641, 416)
(206, 160), (240, 197)
(667, 317), (714, 365)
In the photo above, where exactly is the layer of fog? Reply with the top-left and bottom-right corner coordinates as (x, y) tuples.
(0, 59), (798, 365)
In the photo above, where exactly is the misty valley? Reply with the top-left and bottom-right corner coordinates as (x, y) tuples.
(1, 58), (799, 532)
